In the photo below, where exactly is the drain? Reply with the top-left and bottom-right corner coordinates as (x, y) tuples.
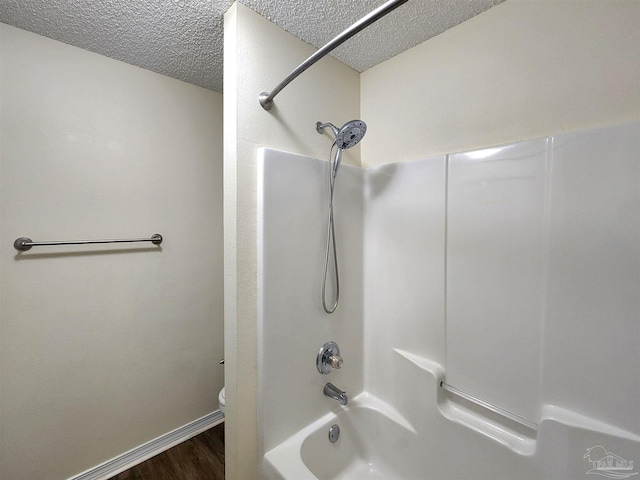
(328, 424), (340, 443)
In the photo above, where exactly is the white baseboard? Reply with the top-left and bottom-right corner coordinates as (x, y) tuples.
(68, 410), (224, 480)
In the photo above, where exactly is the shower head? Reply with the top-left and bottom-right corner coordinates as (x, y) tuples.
(335, 120), (367, 150)
(316, 119), (367, 177)
(316, 120), (367, 149)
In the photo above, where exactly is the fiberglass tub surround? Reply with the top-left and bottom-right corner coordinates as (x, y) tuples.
(259, 122), (640, 480)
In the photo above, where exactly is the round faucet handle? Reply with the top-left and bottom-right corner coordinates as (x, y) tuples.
(317, 341), (343, 374)
(329, 355), (343, 369)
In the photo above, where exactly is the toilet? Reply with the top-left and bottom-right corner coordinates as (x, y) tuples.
(218, 387), (225, 415)
(218, 358), (225, 416)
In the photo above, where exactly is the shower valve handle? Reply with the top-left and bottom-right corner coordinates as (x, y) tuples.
(317, 341), (343, 374)
(329, 355), (343, 369)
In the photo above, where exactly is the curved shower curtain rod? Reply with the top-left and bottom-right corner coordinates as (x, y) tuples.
(259, 0), (409, 111)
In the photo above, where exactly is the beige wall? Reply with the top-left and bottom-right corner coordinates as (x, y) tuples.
(223, 3), (360, 478)
(361, 0), (640, 166)
(0, 24), (224, 479)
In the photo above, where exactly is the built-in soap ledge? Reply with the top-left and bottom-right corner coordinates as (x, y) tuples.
(438, 381), (537, 456)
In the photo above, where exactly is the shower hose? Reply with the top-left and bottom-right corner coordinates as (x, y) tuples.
(322, 143), (340, 314)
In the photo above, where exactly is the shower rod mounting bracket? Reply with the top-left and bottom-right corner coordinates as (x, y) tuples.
(259, 92), (274, 111)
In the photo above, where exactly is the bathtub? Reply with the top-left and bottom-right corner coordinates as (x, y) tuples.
(263, 393), (422, 480)
(263, 368), (640, 480)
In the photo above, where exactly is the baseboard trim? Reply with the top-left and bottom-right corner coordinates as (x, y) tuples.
(68, 410), (224, 480)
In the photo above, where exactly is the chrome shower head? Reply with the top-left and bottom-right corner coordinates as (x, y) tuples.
(335, 120), (367, 150)
(316, 119), (367, 177)
(316, 120), (367, 149)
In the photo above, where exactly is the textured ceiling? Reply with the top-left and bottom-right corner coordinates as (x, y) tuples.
(0, 0), (503, 93)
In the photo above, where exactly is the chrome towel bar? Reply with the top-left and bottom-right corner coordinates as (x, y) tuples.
(259, 0), (409, 110)
(14, 234), (163, 251)
(440, 381), (538, 431)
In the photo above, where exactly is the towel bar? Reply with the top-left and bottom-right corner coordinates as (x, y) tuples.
(14, 234), (163, 251)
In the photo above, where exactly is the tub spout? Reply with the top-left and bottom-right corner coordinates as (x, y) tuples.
(324, 383), (348, 405)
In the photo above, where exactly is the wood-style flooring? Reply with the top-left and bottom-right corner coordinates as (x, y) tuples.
(109, 422), (224, 480)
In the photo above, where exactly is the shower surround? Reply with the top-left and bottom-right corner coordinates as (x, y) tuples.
(258, 122), (639, 479)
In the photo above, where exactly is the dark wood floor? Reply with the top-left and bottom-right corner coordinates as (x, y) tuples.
(109, 423), (224, 480)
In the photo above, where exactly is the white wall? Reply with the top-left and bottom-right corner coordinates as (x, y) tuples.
(361, 0), (640, 166)
(541, 122), (640, 436)
(259, 150), (364, 455)
(223, 4), (360, 478)
(446, 138), (549, 424)
(0, 24), (224, 479)
(363, 122), (640, 478)
(363, 157), (446, 407)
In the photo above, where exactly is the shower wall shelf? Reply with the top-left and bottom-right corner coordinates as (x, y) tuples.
(259, 0), (409, 110)
(13, 234), (163, 251)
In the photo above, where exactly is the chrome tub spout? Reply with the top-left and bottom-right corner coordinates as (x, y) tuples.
(324, 383), (348, 405)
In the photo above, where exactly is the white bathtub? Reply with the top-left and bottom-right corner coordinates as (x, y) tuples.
(263, 393), (422, 480)
(263, 371), (640, 480)
(303, 395), (424, 479)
